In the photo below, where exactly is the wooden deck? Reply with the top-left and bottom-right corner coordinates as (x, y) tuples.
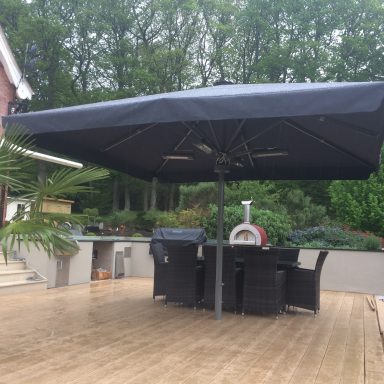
(0, 277), (383, 383)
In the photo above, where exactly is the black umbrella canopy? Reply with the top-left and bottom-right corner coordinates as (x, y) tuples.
(4, 82), (384, 321)
(3, 82), (384, 182)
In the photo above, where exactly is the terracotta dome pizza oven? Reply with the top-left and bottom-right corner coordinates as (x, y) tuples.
(229, 200), (268, 246)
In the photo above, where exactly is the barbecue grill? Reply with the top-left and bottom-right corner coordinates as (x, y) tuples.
(151, 227), (207, 249)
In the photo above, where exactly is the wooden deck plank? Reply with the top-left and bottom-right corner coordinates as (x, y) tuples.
(340, 294), (365, 384)
(0, 278), (382, 384)
(315, 294), (355, 383)
(364, 294), (384, 384)
(286, 291), (344, 384)
(375, 297), (384, 335)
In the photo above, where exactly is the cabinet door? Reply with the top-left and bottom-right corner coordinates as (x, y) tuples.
(55, 257), (70, 287)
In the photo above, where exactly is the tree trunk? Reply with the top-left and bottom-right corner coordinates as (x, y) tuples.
(168, 183), (175, 211)
(112, 177), (119, 211)
(143, 183), (149, 211)
(0, 185), (8, 228)
(124, 185), (130, 211)
(150, 177), (158, 210)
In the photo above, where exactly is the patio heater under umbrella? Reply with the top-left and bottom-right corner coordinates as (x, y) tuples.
(3, 81), (384, 320)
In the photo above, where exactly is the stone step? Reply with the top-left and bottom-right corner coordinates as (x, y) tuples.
(0, 279), (47, 295)
(0, 270), (36, 283)
(0, 260), (26, 271)
(0, 251), (18, 261)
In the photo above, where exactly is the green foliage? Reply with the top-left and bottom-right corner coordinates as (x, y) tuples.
(225, 181), (279, 210)
(177, 208), (205, 228)
(154, 211), (179, 228)
(279, 188), (328, 229)
(288, 226), (366, 249)
(76, 177), (113, 215)
(83, 208), (99, 217)
(0, 127), (110, 261)
(1, 221), (79, 257)
(4, 0), (383, 108)
(2, 0), (384, 233)
(201, 204), (291, 245)
(178, 183), (216, 210)
(22, 167), (110, 212)
(273, 180), (331, 211)
(131, 233), (144, 238)
(136, 210), (179, 230)
(179, 182), (328, 232)
(0, 125), (35, 190)
(362, 235), (381, 251)
(329, 163), (384, 236)
(178, 180), (279, 212)
(100, 211), (138, 228)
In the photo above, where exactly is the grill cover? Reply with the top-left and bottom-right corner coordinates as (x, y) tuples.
(151, 228), (207, 248)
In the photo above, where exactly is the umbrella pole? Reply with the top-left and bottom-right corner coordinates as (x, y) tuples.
(214, 168), (225, 320)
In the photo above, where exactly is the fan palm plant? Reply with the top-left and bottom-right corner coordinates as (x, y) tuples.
(0, 125), (109, 262)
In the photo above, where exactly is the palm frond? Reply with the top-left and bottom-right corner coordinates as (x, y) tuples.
(0, 124), (35, 190)
(0, 221), (79, 263)
(24, 167), (109, 211)
(0, 125), (109, 263)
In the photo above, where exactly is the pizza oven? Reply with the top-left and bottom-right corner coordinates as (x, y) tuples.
(229, 200), (268, 246)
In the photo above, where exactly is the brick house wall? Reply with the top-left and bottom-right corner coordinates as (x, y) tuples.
(0, 62), (15, 117)
(0, 62), (13, 224)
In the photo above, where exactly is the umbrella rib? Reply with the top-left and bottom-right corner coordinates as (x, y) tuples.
(241, 133), (255, 168)
(182, 122), (217, 151)
(208, 121), (222, 151)
(100, 123), (158, 152)
(225, 119), (247, 153)
(155, 128), (193, 174)
(229, 120), (283, 154)
(285, 120), (377, 168)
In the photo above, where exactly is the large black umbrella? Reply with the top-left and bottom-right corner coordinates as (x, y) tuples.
(4, 82), (384, 319)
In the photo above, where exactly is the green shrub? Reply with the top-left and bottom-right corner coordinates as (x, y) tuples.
(201, 204), (291, 245)
(178, 183), (217, 210)
(136, 210), (160, 230)
(224, 181), (280, 210)
(288, 226), (366, 249)
(155, 211), (179, 228)
(281, 189), (328, 229)
(131, 232), (144, 237)
(177, 208), (205, 228)
(101, 210), (138, 227)
(362, 235), (381, 251)
(83, 207), (99, 217)
(136, 210), (179, 230)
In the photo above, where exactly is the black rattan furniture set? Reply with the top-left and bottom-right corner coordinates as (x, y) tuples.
(151, 241), (328, 317)
(203, 245), (243, 313)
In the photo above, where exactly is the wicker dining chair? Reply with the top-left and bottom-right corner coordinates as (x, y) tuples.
(276, 247), (300, 270)
(240, 247), (286, 318)
(150, 242), (168, 300)
(202, 244), (243, 313)
(286, 250), (329, 315)
(165, 243), (204, 309)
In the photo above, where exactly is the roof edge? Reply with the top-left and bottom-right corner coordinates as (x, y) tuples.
(0, 25), (34, 100)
